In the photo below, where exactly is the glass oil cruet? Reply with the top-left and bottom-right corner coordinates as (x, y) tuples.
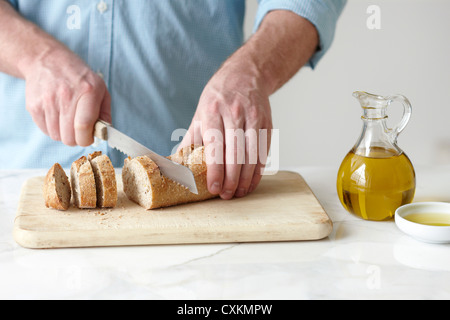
(337, 91), (416, 221)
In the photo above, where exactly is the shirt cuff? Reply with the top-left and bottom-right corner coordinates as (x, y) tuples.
(254, 0), (347, 69)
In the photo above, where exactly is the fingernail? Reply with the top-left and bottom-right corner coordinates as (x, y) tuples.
(221, 190), (234, 200)
(248, 184), (255, 193)
(211, 182), (222, 194)
(236, 188), (247, 197)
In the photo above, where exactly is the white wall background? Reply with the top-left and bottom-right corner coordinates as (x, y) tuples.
(244, 0), (450, 170)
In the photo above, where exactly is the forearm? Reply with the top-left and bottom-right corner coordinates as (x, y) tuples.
(224, 10), (319, 96)
(0, 0), (68, 78)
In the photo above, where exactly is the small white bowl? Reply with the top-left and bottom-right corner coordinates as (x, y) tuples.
(395, 202), (450, 244)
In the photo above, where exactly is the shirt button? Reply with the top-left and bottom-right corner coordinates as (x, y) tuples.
(97, 1), (108, 14)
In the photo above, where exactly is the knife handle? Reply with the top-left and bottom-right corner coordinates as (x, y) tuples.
(93, 120), (111, 141)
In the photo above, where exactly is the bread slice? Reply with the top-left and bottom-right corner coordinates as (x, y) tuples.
(70, 156), (97, 209)
(122, 145), (217, 209)
(88, 151), (117, 208)
(43, 163), (71, 211)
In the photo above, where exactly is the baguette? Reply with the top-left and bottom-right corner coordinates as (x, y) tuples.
(70, 156), (97, 209)
(88, 151), (117, 208)
(122, 145), (217, 209)
(43, 163), (71, 211)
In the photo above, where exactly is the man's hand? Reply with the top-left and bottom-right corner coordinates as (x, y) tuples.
(180, 10), (319, 200)
(25, 49), (111, 146)
(0, 0), (111, 147)
(181, 59), (273, 200)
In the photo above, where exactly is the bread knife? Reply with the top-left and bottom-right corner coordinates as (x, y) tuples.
(93, 120), (198, 194)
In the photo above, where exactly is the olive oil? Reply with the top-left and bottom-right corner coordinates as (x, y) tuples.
(337, 147), (416, 221)
(338, 91), (415, 221)
(405, 213), (450, 227)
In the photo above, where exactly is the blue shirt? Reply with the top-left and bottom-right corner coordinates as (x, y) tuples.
(0, 0), (346, 169)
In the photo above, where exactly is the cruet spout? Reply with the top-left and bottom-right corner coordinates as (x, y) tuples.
(352, 91), (369, 101)
(352, 91), (386, 109)
(352, 91), (412, 144)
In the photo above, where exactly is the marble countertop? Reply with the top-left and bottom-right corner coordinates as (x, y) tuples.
(1, 166), (449, 300)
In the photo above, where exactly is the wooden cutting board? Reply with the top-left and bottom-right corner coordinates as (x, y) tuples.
(13, 171), (332, 249)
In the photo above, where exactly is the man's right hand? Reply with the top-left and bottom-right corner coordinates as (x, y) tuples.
(24, 49), (111, 147)
(0, 0), (111, 147)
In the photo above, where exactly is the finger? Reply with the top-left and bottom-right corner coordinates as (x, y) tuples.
(59, 104), (76, 146)
(45, 114), (60, 141)
(220, 126), (245, 200)
(248, 127), (272, 194)
(235, 128), (258, 197)
(27, 104), (49, 136)
(58, 87), (77, 146)
(98, 89), (112, 124)
(179, 119), (203, 150)
(248, 162), (265, 194)
(178, 125), (194, 151)
(234, 163), (255, 198)
(44, 97), (61, 141)
(74, 91), (102, 147)
(202, 117), (225, 195)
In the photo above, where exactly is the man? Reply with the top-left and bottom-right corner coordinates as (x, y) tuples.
(0, 0), (346, 199)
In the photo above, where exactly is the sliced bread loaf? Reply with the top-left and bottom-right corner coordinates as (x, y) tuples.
(70, 155), (97, 209)
(88, 151), (117, 208)
(43, 163), (71, 211)
(122, 145), (217, 209)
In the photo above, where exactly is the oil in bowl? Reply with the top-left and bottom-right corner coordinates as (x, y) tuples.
(395, 202), (450, 244)
(404, 213), (450, 227)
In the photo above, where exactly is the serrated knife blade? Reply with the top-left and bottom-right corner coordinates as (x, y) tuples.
(94, 120), (198, 194)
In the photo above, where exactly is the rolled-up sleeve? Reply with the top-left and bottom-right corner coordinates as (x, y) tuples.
(254, 0), (347, 68)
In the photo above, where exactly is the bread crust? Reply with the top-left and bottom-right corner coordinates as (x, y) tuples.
(70, 156), (97, 209)
(88, 151), (117, 208)
(123, 145), (217, 209)
(43, 163), (71, 211)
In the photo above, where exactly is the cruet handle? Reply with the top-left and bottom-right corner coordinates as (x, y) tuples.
(386, 94), (412, 143)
